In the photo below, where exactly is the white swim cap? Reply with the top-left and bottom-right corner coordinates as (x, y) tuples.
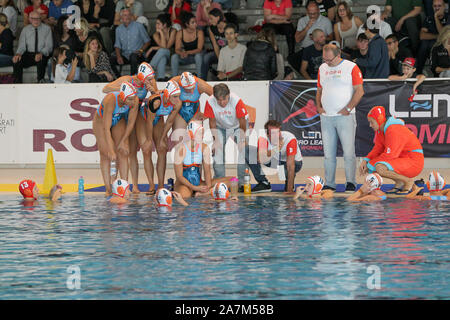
(306, 176), (324, 196)
(137, 62), (155, 82)
(163, 80), (181, 98)
(187, 121), (203, 140)
(428, 171), (445, 191)
(211, 182), (230, 200)
(119, 81), (137, 101)
(180, 72), (196, 90)
(156, 188), (173, 207)
(365, 173), (383, 192)
(112, 179), (130, 198)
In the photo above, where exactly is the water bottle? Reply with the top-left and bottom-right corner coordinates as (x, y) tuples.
(244, 169), (251, 195)
(230, 177), (239, 197)
(168, 178), (174, 191)
(78, 176), (84, 195)
(110, 161), (117, 178)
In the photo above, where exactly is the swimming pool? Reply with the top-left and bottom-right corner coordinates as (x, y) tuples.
(0, 194), (449, 299)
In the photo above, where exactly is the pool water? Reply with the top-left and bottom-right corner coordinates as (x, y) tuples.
(0, 194), (449, 299)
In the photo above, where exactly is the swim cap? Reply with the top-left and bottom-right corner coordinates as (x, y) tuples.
(187, 121), (203, 140)
(211, 182), (230, 200)
(365, 173), (383, 192)
(367, 106), (386, 129)
(49, 184), (63, 200)
(180, 72), (196, 90)
(427, 171), (445, 192)
(163, 80), (181, 99)
(137, 62), (155, 82)
(156, 188), (173, 207)
(112, 179), (130, 198)
(306, 176), (324, 196)
(119, 81), (137, 101)
(19, 179), (37, 199)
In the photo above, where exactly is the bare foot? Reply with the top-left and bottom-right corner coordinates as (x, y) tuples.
(105, 190), (112, 197)
(132, 185), (141, 194)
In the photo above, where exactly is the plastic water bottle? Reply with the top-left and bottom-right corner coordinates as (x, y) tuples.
(78, 176), (84, 195)
(244, 169), (251, 195)
(230, 177), (239, 197)
(110, 161), (117, 178)
(168, 178), (174, 191)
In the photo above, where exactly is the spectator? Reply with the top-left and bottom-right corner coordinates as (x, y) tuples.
(216, 23), (246, 80)
(417, 0), (448, 74)
(0, 12), (13, 67)
(295, 1), (332, 49)
(388, 57), (426, 95)
(83, 36), (115, 82)
(52, 46), (78, 83)
(168, 0), (192, 31)
(315, 0), (336, 22)
(171, 11), (204, 77)
(201, 8), (226, 80)
(334, 1), (363, 51)
(47, 0), (74, 27)
(73, 17), (104, 57)
(354, 23), (390, 79)
(145, 13), (176, 81)
(12, 11), (53, 83)
(24, 0), (48, 26)
(386, 34), (413, 75)
(263, 0), (296, 55)
(300, 28), (325, 79)
(431, 25), (450, 77)
(76, 0), (96, 26)
(351, 33), (369, 77)
(53, 15), (77, 50)
(110, 8), (150, 76)
(316, 44), (364, 192)
(382, 0), (423, 54)
(246, 119), (303, 193)
(196, 0), (222, 32)
(192, 0), (232, 10)
(204, 83), (248, 190)
(114, 0), (148, 28)
(243, 27), (277, 80)
(357, 12), (393, 39)
(91, 0), (115, 54)
(0, 0), (17, 36)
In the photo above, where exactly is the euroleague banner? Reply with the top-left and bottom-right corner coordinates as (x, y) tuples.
(269, 79), (450, 158)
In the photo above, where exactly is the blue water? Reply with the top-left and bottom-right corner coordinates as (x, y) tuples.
(0, 194), (449, 299)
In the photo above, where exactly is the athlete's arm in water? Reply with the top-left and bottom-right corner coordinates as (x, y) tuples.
(102, 94), (117, 161)
(351, 194), (383, 202)
(118, 97), (139, 156)
(158, 99), (182, 150)
(405, 185), (432, 200)
(102, 76), (132, 93)
(174, 145), (208, 193)
(347, 189), (364, 201)
(172, 191), (189, 206)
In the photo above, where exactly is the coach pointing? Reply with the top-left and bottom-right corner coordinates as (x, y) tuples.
(316, 44), (365, 192)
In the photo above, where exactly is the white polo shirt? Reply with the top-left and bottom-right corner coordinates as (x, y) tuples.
(317, 59), (363, 116)
(204, 92), (248, 129)
(258, 131), (303, 162)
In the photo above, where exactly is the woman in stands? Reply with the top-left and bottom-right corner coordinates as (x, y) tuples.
(93, 82), (139, 196)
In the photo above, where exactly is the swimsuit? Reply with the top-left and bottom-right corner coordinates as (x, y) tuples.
(97, 92), (131, 128)
(182, 142), (202, 187)
(179, 82), (200, 123)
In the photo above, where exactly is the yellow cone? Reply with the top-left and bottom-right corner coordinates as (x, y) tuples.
(43, 149), (57, 195)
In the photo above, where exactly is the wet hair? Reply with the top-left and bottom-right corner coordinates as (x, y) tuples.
(264, 120), (282, 131)
(156, 13), (171, 28)
(213, 83), (230, 99)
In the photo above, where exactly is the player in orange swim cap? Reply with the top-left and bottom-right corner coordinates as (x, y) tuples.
(19, 179), (39, 202)
(93, 81), (139, 196)
(359, 106), (424, 195)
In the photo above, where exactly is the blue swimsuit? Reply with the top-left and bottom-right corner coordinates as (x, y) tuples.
(430, 195), (448, 200)
(149, 93), (175, 125)
(179, 82), (201, 123)
(97, 92), (131, 128)
(182, 142), (203, 187)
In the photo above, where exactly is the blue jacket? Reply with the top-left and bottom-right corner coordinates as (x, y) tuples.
(356, 34), (390, 79)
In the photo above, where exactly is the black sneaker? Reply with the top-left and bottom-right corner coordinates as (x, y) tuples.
(345, 182), (356, 193)
(251, 181), (272, 193)
(322, 185), (336, 191)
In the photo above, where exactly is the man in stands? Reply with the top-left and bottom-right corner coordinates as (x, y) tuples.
(295, 1), (332, 49)
(386, 34), (413, 76)
(300, 28), (325, 80)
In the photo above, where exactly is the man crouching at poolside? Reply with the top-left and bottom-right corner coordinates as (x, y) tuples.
(359, 106), (424, 195)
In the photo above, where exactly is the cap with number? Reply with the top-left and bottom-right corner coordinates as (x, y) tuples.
(163, 80), (181, 99)
(119, 81), (137, 101)
(180, 72), (197, 90)
(427, 171), (445, 192)
(19, 179), (37, 199)
(306, 176), (324, 196)
(156, 188), (173, 207)
(211, 182), (230, 200)
(112, 179), (130, 198)
(366, 173), (383, 192)
(137, 62), (155, 82)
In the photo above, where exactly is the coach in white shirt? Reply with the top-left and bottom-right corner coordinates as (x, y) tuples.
(204, 83), (249, 188)
(316, 44), (365, 192)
